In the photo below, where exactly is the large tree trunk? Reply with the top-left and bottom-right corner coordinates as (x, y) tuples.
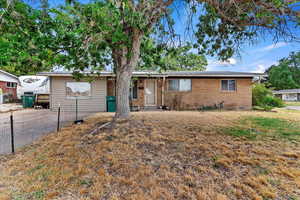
(115, 67), (132, 118)
(113, 29), (142, 119)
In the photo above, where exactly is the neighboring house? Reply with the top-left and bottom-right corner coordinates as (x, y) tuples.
(0, 70), (19, 103)
(38, 71), (265, 112)
(273, 89), (300, 102)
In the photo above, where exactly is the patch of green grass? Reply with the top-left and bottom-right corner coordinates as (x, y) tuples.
(248, 117), (290, 129)
(13, 190), (44, 200)
(254, 165), (270, 175)
(284, 101), (300, 106)
(79, 179), (93, 187)
(27, 164), (44, 175)
(224, 116), (300, 141)
(224, 128), (257, 139)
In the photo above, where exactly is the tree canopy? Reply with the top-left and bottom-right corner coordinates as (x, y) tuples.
(139, 40), (207, 71)
(0, 0), (57, 75)
(267, 51), (300, 90)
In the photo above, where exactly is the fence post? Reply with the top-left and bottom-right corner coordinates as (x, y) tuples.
(75, 98), (78, 122)
(57, 105), (61, 132)
(10, 112), (15, 154)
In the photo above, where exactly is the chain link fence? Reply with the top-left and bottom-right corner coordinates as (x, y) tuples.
(0, 108), (92, 155)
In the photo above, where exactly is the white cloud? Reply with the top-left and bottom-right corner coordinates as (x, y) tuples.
(207, 58), (237, 70)
(222, 58), (237, 65)
(252, 64), (266, 73)
(256, 42), (288, 52)
(249, 60), (278, 73)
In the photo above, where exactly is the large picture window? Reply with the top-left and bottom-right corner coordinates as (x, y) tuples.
(221, 80), (236, 91)
(168, 79), (191, 91)
(66, 82), (91, 99)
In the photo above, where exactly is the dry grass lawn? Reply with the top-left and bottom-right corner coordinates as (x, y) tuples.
(0, 109), (300, 200)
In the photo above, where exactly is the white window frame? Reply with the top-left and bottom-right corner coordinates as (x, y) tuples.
(168, 79), (192, 92)
(221, 80), (236, 91)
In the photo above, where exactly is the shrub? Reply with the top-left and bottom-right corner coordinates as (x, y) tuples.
(252, 84), (284, 110)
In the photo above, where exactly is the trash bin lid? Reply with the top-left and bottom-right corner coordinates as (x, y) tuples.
(106, 96), (116, 101)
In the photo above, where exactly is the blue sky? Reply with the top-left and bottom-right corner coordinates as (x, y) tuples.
(169, 1), (300, 73)
(206, 40), (299, 73)
(31, 0), (299, 73)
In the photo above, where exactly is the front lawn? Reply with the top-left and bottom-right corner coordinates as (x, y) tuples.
(285, 101), (300, 106)
(225, 116), (300, 141)
(0, 110), (300, 200)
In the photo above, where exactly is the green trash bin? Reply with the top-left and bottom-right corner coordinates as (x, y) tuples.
(22, 94), (35, 108)
(106, 96), (116, 112)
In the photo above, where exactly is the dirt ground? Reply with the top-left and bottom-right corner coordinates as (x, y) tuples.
(0, 110), (300, 200)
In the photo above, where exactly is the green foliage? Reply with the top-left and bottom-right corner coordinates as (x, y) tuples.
(0, 0), (57, 75)
(267, 51), (300, 90)
(252, 84), (284, 110)
(194, 1), (299, 60)
(2, 0), (298, 76)
(139, 40), (207, 71)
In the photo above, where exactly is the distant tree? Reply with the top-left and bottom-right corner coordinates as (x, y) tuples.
(267, 51), (300, 90)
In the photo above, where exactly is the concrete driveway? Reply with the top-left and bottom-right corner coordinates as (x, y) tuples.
(285, 106), (300, 111)
(0, 109), (96, 154)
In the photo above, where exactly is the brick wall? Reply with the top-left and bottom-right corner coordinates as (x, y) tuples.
(106, 77), (253, 110)
(0, 81), (17, 102)
(164, 78), (252, 110)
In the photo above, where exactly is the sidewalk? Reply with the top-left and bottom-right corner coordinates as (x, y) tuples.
(0, 103), (23, 113)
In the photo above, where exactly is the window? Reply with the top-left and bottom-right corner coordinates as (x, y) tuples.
(6, 82), (17, 88)
(130, 80), (138, 99)
(66, 82), (91, 99)
(221, 80), (236, 91)
(168, 79), (191, 91)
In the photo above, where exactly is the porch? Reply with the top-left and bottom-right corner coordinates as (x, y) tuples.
(107, 78), (165, 110)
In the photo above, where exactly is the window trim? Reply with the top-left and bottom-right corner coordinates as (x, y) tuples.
(6, 82), (17, 88)
(167, 79), (192, 92)
(130, 80), (138, 100)
(221, 79), (237, 92)
(65, 81), (92, 100)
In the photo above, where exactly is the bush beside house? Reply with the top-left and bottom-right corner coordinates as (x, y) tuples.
(252, 84), (284, 111)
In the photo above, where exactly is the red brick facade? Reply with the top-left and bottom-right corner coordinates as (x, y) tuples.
(107, 77), (253, 110)
(0, 81), (18, 102)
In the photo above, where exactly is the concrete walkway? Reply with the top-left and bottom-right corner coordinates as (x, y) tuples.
(0, 109), (95, 154)
(0, 103), (23, 113)
(286, 106), (300, 111)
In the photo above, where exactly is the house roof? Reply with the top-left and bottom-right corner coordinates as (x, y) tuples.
(38, 71), (266, 78)
(0, 70), (19, 83)
(273, 89), (300, 94)
(164, 71), (266, 77)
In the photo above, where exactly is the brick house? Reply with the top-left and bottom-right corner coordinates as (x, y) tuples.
(39, 71), (265, 112)
(0, 70), (19, 103)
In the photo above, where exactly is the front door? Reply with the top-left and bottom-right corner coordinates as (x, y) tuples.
(145, 79), (156, 106)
